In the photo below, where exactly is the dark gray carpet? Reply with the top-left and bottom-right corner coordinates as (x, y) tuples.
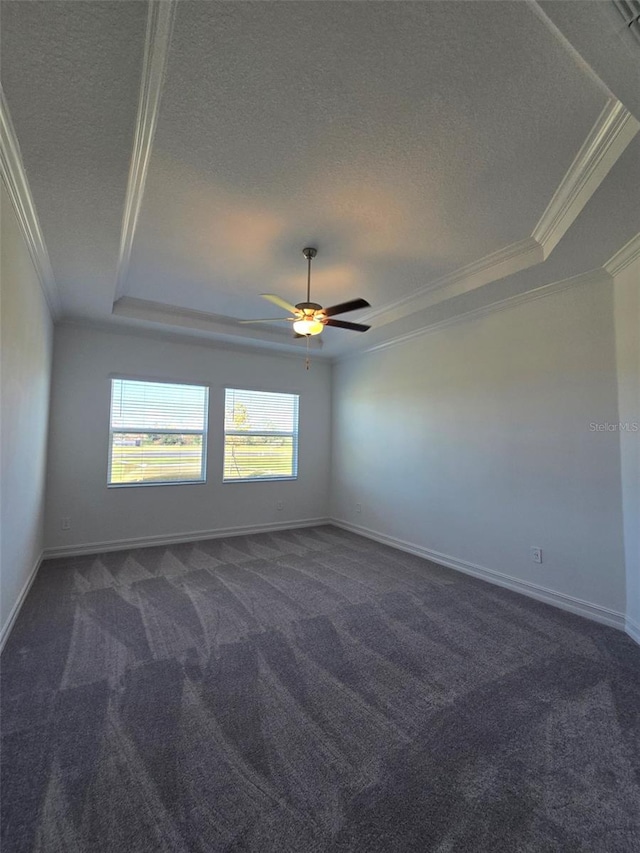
(2, 525), (639, 852)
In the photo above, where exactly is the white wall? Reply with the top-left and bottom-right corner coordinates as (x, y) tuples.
(614, 257), (640, 639)
(331, 276), (627, 622)
(44, 325), (331, 552)
(1, 183), (53, 643)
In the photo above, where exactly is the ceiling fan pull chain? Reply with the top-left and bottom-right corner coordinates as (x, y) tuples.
(306, 335), (310, 370)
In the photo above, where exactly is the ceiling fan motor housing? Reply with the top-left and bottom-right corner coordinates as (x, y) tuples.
(296, 302), (323, 313)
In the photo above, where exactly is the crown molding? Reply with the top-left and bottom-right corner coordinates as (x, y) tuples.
(533, 98), (639, 256)
(613, 2), (640, 46)
(58, 317), (328, 361)
(340, 268), (610, 361)
(112, 295), (324, 351)
(361, 237), (543, 328)
(0, 87), (61, 319)
(114, 0), (176, 302)
(604, 232), (640, 276)
(360, 96), (637, 334)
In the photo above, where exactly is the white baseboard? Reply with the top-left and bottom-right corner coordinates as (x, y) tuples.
(26, 517), (638, 644)
(626, 617), (640, 646)
(42, 517), (331, 560)
(0, 551), (43, 653)
(331, 518), (626, 631)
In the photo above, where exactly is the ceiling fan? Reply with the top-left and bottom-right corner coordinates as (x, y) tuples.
(240, 248), (371, 337)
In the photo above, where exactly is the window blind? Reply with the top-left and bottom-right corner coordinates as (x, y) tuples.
(223, 388), (299, 481)
(109, 379), (209, 485)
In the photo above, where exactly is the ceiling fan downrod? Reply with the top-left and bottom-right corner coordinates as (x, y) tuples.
(302, 247), (317, 304)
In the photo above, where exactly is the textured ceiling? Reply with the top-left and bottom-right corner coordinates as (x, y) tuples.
(537, 0), (640, 118)
(1, 1), (147, 315)
(126, 0), (606, 317)
(333, 132), (640, 359)
(1, 0), (637, 357)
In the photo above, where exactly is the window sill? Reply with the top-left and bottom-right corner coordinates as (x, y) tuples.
(222, 476), (297, 484)
(107, 479), (206, 488)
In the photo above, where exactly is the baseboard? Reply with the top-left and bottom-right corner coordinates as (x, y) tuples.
(0, 551), (43, 653)
(331, 518), (626, 631)
(626, 617), (640, 646)
(31, 516), (637, 640)
(42, 517), (331, 560)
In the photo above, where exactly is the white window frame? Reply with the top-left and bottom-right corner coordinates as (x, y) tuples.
(223, 388), (299, 483)
(108, 377), (209, 488)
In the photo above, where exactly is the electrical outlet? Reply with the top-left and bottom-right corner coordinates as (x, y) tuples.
(531, 547), (542, 564)
(61, 517), (71, 531)
(276, 500), (284, 511)
(355, 503), (362, 514)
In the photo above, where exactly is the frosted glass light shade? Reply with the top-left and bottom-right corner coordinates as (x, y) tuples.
(293, 318), (324, 336)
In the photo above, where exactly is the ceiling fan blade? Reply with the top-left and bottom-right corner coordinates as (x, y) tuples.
(324, 318), (371, 332)
(261, 293), (299, 313)
(238, 317), (292, 324)
(323, 298), (370, 317)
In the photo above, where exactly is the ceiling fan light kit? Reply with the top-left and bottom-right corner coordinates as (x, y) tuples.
(242, 247), (372, 341)
(240, 246), (372, 367)
(293, 317), (324, 336)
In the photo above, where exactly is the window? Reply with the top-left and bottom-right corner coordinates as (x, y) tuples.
(108, 378), (208, 486)
(224, 389), (299, 481)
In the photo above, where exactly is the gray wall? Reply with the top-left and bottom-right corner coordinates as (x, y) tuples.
(614, 257), (640, 639)
(331, 276), (627, 621)
(3, 206), (636, 642)
(1, 183), (53, 643)
(44, 326), (331, 552)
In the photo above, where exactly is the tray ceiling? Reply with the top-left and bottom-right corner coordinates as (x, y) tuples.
(1, 1), (638, 357)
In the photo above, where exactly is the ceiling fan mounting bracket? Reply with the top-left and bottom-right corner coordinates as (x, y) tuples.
(302, 247), (317, 261)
